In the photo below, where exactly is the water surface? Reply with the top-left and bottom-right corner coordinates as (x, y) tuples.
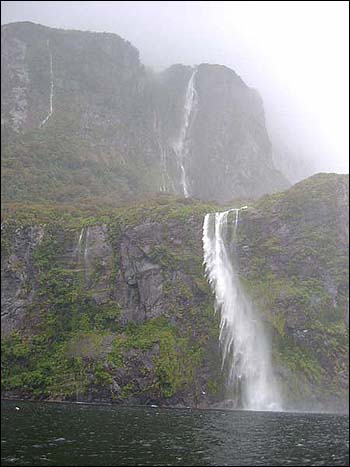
(1, 401), (349, 466)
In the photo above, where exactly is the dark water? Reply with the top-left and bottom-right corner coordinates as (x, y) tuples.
(1, 401), (349, 466)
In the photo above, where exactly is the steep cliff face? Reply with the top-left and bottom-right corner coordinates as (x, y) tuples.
(1, 225), (44, 335)
(1, 22), (160, 204)
(155, 63), (288, 201)
(1, 198), (223, 406)
(1, 175), (349, 410)
(185, 64), (270, 201)
(1, 22), (288, 204)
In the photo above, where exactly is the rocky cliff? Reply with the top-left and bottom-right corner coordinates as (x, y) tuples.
(1, 174), (349, 411)
(1, 21), (288, 204)
(1, 197), (223, 407)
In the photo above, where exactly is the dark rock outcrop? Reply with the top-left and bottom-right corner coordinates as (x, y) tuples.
(1, 225), (44, 335)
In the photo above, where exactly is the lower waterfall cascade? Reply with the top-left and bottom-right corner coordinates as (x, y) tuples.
(203, 208), (282, 411)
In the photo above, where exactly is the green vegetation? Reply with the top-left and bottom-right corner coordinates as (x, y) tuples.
(108, 316), (205, 399)
(236, 174), (349, 404)
(1, 174), (349, 408)
(1, 22), (162, 206)
(1, 197), (221, 404)
(2, 20), (348, 409)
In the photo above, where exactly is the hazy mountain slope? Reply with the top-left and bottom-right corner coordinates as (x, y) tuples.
(1, 22), (160, 204)
(1, 22), (289, 204)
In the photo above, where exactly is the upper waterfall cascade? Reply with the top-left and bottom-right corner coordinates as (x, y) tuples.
(172, 69), (198, 197)
(203, 207), (282, 411)
(39, 40), (54, 127)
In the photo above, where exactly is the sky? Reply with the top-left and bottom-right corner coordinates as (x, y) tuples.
(1, 1), (349, 175)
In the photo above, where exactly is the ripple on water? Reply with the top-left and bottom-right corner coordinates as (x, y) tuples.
(1, 402), (349, 467)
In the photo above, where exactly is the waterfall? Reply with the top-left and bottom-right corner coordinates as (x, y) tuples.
(74, 227), (85, 264)
(173, 68), (197, 197)
(203, 208), (282, 411)
(39, 40), (54, 127)
(84, 227), (89, 284)
(153, 109), (169, 193)
(72, 227), (89, 285)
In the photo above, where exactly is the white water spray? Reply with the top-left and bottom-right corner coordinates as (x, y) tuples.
(39, 40), (54, 127)
(203, 208), (282, 411)
(173, 69), (198, 197)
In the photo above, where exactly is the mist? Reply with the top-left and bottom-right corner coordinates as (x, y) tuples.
(1, 0), (349, 177)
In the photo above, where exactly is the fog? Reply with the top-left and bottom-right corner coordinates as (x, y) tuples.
(2, 1), (349, 177)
